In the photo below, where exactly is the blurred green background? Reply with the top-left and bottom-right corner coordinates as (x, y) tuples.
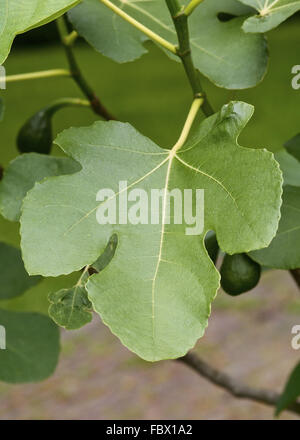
(0, 15), (299, 420)
(1, 15), (299, 161)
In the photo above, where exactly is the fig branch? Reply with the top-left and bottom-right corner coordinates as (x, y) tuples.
(165, 0), (214, 116)
(178, 352), (300, 416)
(56, 16), (115, 121)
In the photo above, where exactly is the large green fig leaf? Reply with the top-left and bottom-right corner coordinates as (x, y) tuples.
(20, 102), (282, 360)
(249, 150), (300, 269)
(276, 361), (300, 416)
(0, 309), (60, 383)
(0, 0), (80, 64)
(0, 153), (80, 222)
(0, 242), (41, 300)
(238, 0), (300, 32)
(68, 0), (268, 89)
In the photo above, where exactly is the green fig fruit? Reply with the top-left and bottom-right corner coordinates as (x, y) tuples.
(17, 98), (90, 155)
(205, 231), (219, 264)
(220, 253), (261, 296)
(17, 108), (52, 155)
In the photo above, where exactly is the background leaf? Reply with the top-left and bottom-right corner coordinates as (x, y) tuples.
(0, 242), (41, 300)
(0, 272), (79, 315)
(275, 361), (300, 416)
(275, 150), (300, 187)
(0, 0), (80, 64)
(249, 185), (300, 269)
(69, 0), (268, 89)
(0, 309), (60, 383)
(0, 153), (80, 222)
(69, 0), (147, 63)
(238, 0), (300, 33)
(20, 102), (282, 360)
(249, 147), (300, 269)
(285, 133), (300, 161)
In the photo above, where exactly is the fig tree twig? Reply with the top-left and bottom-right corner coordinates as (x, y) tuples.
(165, 0), (214, 116)
(177, 352), (300, 416)
(56, 16), (115, 121)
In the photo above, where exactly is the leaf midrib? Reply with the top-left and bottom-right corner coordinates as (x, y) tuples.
(150, 153), (174, 347)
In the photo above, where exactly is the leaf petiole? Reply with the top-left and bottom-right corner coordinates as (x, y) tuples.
(57, 16), (115, 120)
(98, 0), (177, 54)
(64, 30), (79, 46)
(166, 0), (213, 115)
(184, 0), (204, 16)
(76, 265), (90, 287)
(5, 69), (71, 83)
(44, 98), (91, 115)
(172, 96), (203, 153)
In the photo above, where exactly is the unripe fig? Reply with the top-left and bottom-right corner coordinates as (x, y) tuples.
(220, 253), (261, 296)
(17, 108), (52, 155)
(17, 98), (90, 155)
(205, 231), (219, 264)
